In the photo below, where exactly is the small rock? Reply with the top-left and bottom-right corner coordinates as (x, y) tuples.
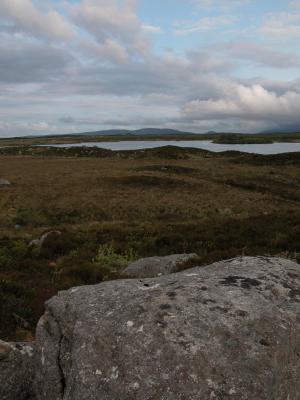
(49, 262), (57, 268)
(0, 340), (12, 360)
(0, 178), (11, 186)
(28, 231), (62, 254)
(121, 253), (200, 278)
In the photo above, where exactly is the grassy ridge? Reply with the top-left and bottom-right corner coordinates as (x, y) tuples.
(0, 146), (299, 340)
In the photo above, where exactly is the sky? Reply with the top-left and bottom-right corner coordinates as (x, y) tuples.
(1, 0), (300, 137)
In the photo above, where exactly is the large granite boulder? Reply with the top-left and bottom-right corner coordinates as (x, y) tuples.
(121, 253), (200, 278)
(0, 340), (35, 400)
(35, 257), (300, 400)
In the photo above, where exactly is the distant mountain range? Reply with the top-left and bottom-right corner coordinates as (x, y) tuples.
(19, 126), (300, 139)
(20, 128), (205, 139)
(76, 128), (196, 136)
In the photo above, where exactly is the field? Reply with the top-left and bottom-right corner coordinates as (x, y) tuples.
(0, 146), (300, 340)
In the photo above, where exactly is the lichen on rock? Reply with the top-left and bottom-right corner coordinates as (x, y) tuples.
(34, 256), (300, 400)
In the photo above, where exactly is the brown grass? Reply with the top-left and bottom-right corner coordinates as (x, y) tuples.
(0, 149), (299, 340)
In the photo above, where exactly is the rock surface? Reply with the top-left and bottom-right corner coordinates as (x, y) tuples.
(0, 340), (35, 400)
(121, 253), (200, 278)
(0, 178), (10, 186)
(35, 256), (300, 400)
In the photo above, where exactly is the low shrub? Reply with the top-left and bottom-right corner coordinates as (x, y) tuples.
(92, 243), (137, 277)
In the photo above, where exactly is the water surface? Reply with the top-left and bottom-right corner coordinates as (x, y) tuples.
(45, 140), (300, 155)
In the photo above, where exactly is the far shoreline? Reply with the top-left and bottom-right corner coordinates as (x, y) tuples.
(1, 131), (300, 148)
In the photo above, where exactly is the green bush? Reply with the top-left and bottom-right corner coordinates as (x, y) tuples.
(92, 244), (137, 273)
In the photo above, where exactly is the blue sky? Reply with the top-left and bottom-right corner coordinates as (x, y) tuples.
(0, 0), (300, 136)
(139, 0), (300, 76)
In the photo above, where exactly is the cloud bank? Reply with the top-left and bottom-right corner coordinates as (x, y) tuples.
(0, 0), (299, 136)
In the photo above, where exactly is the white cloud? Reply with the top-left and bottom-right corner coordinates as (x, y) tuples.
(72, 0), (151, 56)
(182, 83), (300, 124)
(213, 41), (300, 68)
(260, 12), (300, 38)
(174, 15), (236, 35)
(79, 37), (129, 63)
(0, 0), (75, 40)
(290, 1), (300, 8)
(192, 0), (250, 9)
(142, 24), (163, 34)
(0, 120), (51, 137)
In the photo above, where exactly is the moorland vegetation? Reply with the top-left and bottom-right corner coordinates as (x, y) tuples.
(0, 142), (299, 340)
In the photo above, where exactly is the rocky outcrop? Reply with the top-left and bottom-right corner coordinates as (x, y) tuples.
(0, 340), (35, 400)
(121, 253), (200, 278)
(0, 178), (10, 186)
(34, 256), (300, 400)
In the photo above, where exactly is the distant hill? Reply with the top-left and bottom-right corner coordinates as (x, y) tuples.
(79, 128), (192, 136)
(131, 128), (187, 135)
(16, 127), (300, 140)
(76, 129), (131, 136)
(21, 128), (193, 139)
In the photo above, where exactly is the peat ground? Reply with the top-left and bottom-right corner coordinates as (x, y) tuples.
(0, 146), (299, 340)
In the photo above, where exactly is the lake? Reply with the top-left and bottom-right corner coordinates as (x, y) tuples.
(45, 140), (300, 155)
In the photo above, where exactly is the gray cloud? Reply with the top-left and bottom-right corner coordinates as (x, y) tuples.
(39, 50), (234, 102)
(0, 35), (74, 83)
(59, 116), (76, 124)
(0, 0), (300, 137)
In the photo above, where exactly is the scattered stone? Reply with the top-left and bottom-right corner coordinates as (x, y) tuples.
(121, 253), (200, 278)
(35, 256), (300, 400)
(48, 262), (57, 268)
(28, 231), (62, 254)
(0, 340), (35, 400)
(0, 340), (12, 360)
(0, 178), (11, 186)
